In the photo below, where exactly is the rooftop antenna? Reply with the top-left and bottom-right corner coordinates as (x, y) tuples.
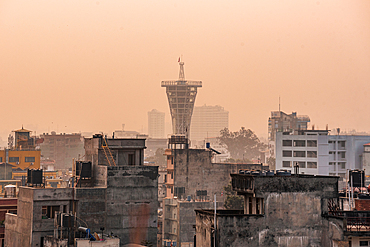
(178, 56), (185, 81)
(279, 96), (281, 112)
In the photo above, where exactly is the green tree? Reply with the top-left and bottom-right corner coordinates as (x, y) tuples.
(223, 181), (244, 210)
(146, 148), (166, 167)
(218, 127), (266, 161)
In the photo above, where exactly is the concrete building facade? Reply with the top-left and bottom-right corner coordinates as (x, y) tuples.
(148, 109), (165, 139)
(275, 130), (370, 177)
(5, 136), (158, 247)
(275, 130), (329, 175)
(162, 142), (268, 246)
(195, 174), (347, 247)
(276, 130), (370, 178)
(268, 111), (310, 159)
(361, 143), (370, 175)
(268, 111), (310, 142)
(190, 105), (229, 143)
(39, 132), (84, 170)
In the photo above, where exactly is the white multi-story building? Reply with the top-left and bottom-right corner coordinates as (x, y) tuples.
(276, 130), (370, 178)
(148, 109), (165, 138)
(190, 105), (229, 142)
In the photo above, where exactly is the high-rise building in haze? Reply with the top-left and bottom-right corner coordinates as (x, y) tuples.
(190, 105), (229, 142)
(161, 60), (202, 136)
(148, 109), (165, 138)
(268, 111), (310, 141)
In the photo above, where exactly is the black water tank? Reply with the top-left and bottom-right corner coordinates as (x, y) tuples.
(349, 170), (365, 187)
(27, 169), (43, 185)
(76, 161), (92, 178)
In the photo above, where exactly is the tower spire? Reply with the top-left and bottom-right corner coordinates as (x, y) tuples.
(178, 58), (185, 81)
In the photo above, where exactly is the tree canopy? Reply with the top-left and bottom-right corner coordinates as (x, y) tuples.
(145, 148), (166, 167)
(223, 181), (244, 210)
(218, 127), (266, 161)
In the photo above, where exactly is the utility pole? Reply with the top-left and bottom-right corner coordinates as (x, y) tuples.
(214, 193), (216, 247)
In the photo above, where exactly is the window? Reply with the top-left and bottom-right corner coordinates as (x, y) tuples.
(339, 162), (346, 170)
(164, 175), (167, 183)
(339, 141), (346, 148)
(293, 140), (305, 147)
(329, 162), (335, 166)
(283, 161), (291, 168)
(307, 140), (317, 147)
(42, 205), (60, 219)
(25, 157), (35, 162)
(339, 152), (345, 159)
(0, 157), (2, 162)
(307, 162), (317, 168)
(295, 161), (306, 168)
(360, 241), (368, 246)
(128, 154), (135, 165)
(174, 187), (185, 197)
(282, 140), (292, 146)
(307, 151), (317, 158)
(293, 151), (306, 157)
(283, 150), (292, 157)
(9, 157), (19, 163)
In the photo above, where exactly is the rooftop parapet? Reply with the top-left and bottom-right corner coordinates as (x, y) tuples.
(231, 173), (339, 199)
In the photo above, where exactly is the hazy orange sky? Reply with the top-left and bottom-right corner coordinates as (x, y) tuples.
(1, 0), (369, 142)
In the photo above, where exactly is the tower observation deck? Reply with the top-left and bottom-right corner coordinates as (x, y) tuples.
(161, 61), (202, 136)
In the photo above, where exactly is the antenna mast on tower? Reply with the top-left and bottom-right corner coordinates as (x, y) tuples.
(178, 57), (185, 81)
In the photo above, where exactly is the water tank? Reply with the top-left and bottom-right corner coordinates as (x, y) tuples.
(206, 142), (210, 149)
(27, 169), (43, 185)
(276, 170), (291, 176)
(76, 161), (92, 179)
(251, 171), (261, 176)
(187, 195), (191, 201)
(4, 185), (16, 198)
(266, 170), (275, 176)
(349, 170), (365, 187)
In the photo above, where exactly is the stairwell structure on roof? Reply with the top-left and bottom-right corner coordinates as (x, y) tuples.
(161, 60), (202, 136)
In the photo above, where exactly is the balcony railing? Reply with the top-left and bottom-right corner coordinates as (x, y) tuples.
(346, 217), (370, 232)
(161, 81), (202, 87)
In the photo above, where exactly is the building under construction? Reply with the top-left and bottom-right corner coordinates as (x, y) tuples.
(161, 60), (202, 136)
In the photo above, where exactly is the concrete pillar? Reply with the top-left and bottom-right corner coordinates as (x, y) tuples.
(252, 197), (256, 214)
(260, 198), (264, 214)
(244, 195), (248, 214)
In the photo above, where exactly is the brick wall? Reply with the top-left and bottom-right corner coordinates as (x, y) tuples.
(355, 199), (370, 211)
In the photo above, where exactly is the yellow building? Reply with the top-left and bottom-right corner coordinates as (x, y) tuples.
(0, 127), (41, 170)
(0, 150), (41, 170)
